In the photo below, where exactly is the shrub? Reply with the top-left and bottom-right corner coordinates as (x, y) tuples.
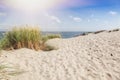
(42, 34), (61, 43)
(47, 34), (61, 39)
(0, 27), (42, 50)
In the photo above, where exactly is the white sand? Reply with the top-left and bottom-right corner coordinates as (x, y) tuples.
(0, 30), (120, 80)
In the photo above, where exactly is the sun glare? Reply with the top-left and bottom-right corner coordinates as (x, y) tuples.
(5, 0), (62, 12)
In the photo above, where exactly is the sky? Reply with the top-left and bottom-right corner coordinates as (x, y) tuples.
(0, 0), (120, 31)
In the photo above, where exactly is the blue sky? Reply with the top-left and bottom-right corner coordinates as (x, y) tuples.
(0, 0), (120, 31)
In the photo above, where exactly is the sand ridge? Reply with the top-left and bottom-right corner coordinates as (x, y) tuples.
(0, 30), (120, 80)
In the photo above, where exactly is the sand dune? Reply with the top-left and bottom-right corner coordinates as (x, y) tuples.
(0, 30), (120, 80)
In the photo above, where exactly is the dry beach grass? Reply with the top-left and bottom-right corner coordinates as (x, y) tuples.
(0, 26), (61, 51)
(0, 29), (120, 80)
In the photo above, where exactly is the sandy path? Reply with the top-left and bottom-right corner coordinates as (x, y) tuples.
(0, 30), (120, 80)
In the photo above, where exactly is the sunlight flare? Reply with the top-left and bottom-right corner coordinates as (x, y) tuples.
(4, 0), (63, 12)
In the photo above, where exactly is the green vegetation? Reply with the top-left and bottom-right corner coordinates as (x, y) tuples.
(0, 26), (61, 51)
(42, 34), (61, 43)
(0, 27), (41, 50)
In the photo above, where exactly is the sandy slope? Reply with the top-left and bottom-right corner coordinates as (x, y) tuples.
(0, 30), (120, 80)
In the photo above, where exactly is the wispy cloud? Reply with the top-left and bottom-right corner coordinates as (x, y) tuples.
(109, 11), (118, 15)
(73, 17), (82, 22)
(70, 16), (82, 22)
(45, 13), (61, 23)
(50, 16), (61, 23)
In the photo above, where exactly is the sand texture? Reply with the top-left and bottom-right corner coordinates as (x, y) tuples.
(0, 30), (120, 80)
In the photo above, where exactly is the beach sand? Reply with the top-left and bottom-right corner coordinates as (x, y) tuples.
(0, 30), (120, 80)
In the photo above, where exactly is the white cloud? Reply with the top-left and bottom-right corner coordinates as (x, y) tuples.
(70, 16), (82, 22)
(87, 18), (99, 22)
(73, 17), (82, 22)
(109, 11), (117, 15)
(50, 16), (61, 23)
(44, 13), (61, 23)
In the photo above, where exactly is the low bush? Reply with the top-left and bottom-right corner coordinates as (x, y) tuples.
(42, 34), (61, 43)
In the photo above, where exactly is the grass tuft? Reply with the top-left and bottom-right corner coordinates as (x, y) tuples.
(0, 27), (42, 51)
(0, 26), (61, 51)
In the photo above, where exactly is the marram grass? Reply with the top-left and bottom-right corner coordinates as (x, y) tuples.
(0, 27), (42, 50)
(0, 26), (61, 51)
